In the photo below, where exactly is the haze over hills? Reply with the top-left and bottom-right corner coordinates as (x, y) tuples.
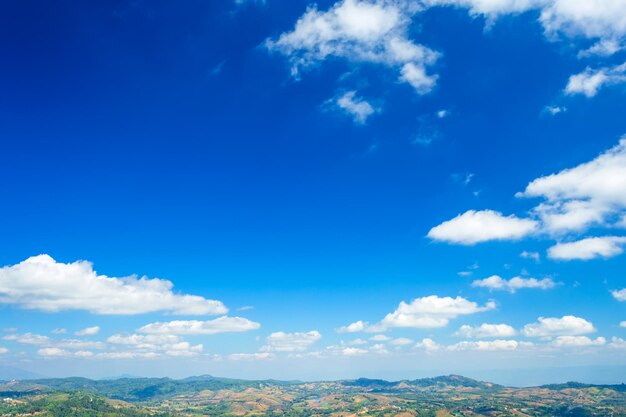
(2, 374), (626, 416)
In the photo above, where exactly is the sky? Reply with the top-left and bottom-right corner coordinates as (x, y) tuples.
(0, 0), (626, 386)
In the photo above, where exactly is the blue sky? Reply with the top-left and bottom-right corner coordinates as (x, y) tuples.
(1, 0), (626, 385)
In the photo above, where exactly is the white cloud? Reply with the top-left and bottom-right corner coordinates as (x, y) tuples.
(4, 333), (105, 352)
(612, 289), (626, 302)
(108, 334), (181, 346)
(427, 0), (626, 55)
(399, 62), (438, 94)
(472, 275), (556, 293)
(369, 343), (389, 354)
(347, 338), (368, 345)
(543, 105), (566, 115)
(389, 337), (413, 346)
(54, 339), (105, 350)
(428, 210), (538, 245)
(333, 91), (377, 123)
(520, 139), (626, 235)
(436, 139), (626, 253)
(106, 334), (202, 358)
(337, 320), (367, 333)
(548, 236), (626, 260)
(261, 331), (321, 352)
(447, 339), (522, 351)
(0, 348), (7, 354)
(228, 352), (272, 361)
(520, 251), (541, 262)
(75, 326), (100, 336)
(414, 338), (441, 352)
(338, 296), (495, 332)
(522, 315), (595, 337)
(423, 0), (542, 19)
(3, 333), (50, 345)
(138, 316), (260, 335)
(96, 351), (159, 360)
(369, 334), (390, 342)
(621, 321), (626, 327)
(266, 0), (439, 93)
(539, 0), (626, 44)
(51, 328), (67, 335)
(578, 39), (624, 58)
(341, 346), (368, 356)
(0, 255), (227, 315)
(380, 295), (496, 330)
(609, 337), (626, 349)
(455, 323), (517, 338)
(38, 347), (93, 358)
(565, 62), (626, 97)
(551, 335), (606, 347)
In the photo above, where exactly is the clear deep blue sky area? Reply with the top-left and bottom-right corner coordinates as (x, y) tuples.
(1, 0), (625, 385)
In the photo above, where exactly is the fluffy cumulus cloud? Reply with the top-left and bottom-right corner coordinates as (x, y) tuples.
(380, 295), (496, 329)
(269, 0), (626, 108)
(551, 335), (606, 347)
(519, 139), (626, 235)
(0, 255), (227, 315)
(340, 295), (496, 332)
(472, 275), (556, 293)
(266, 0), (439, 93)
(430, 139), (626, 261)
(522, 315), (595, 337)
(107, 334), (203, 358)
(414, 338), (441, 352)
(138, 317), (260, 335)
(427, 210), (538, 245)
(333, 90), (377, 123)
(548, 236), (626, 260)
(613, 289), (626, 302)
(455, 323), (517, 338)
(337, 320), (368, 333)
(261, 331), (322, 352)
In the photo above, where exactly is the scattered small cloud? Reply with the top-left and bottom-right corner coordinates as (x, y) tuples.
(472, 275), (556, 293)
(261, 331), (321, 353)
(455, 323), (517, 338)
(520, 251), (540, 262)
(543, 105), (566, 115)
(330, 90), (378, 124)
(138, 317), (260, 335)
(612, 288), (626, 302)
(75, 326), (100, 337)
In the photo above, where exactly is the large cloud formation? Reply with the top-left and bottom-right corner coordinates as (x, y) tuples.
(429, 139), (626, 260)
(338, 295), (495, 332)
(0, 255), (227, 315)
(269, 0), (626, 101)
